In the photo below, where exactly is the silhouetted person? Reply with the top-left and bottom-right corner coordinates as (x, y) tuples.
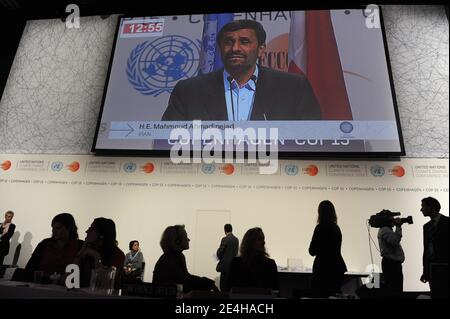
(0, 211), (16, 265)
(74, 217), (125, 288)
(309, 200), (347, 297)
(216, 224), (239, 292)
(420, 197), (449, 298)
(377, 215), (405, 292)
(24, 213), (83, 283)
(123, 240), (144, 282)
(153, 225), (218, 294)
(228, 227), (279, 291)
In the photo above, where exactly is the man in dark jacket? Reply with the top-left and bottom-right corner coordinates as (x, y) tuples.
(420, 197), (449, 298)
(216, 224), (239, 292)
(162, 19), (321, 121)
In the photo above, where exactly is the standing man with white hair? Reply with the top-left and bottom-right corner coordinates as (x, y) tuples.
(0, 210), (16, 265)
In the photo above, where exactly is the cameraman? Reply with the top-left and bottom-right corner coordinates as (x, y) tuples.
(377, 215), (405, 292)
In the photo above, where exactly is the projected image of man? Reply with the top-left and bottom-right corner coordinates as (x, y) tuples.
(161, 20), (322, 121)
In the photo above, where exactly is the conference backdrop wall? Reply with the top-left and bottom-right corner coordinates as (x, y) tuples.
(0, 5), (448, 292)
(0, 154), (448, 291)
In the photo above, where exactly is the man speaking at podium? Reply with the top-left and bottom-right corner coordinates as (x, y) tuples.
(161, 19), (321, 121)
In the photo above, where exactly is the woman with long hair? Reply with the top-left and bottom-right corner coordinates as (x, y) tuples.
(228, 227), (279, 291)
(74, 217), (125, 288)
(123, 240), (144, 282)
(309, 200), (347, 297)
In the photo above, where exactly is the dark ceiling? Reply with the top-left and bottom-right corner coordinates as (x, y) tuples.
(0, 0), (309, 19)
(1, 1), (447, 20)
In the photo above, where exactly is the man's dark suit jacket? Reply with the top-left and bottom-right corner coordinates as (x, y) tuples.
(162, 66), (321, 121)
(422, 214), (449, 280)
(216, 233), (239, 273)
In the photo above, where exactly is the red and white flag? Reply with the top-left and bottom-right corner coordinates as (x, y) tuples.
(288, 11), (353, 120)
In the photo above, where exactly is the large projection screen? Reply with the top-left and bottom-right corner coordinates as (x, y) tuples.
(93, 8), (405, 157)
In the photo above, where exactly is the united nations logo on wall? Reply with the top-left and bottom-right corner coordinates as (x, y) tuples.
(51, 161), (64, 172)
(285, 164), (299, 176)
(201, 163), (215, 174)
(127, 36), (201, 96)
(370, 165), (385, 177)
(123, 162), (137, 173)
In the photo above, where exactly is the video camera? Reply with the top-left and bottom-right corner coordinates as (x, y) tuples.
(368, 210), (413, 228)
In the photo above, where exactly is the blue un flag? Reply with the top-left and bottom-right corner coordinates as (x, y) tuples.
(198, 13), (234, 75)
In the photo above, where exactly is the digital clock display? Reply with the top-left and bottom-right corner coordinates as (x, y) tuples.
(121, 19), (165, 38)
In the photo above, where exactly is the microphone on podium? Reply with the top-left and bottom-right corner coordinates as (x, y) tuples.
(227, 76), (235, 121)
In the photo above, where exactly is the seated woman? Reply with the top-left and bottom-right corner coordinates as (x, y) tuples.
(228, 227), (279, 292)
(152, 225), (217, 293)
(74, 217), (125, 289)
(123, 240), (144, 282)
(24, 213), (83, 283)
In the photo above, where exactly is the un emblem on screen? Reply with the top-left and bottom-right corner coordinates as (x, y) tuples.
(127, 36), (200, 97)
